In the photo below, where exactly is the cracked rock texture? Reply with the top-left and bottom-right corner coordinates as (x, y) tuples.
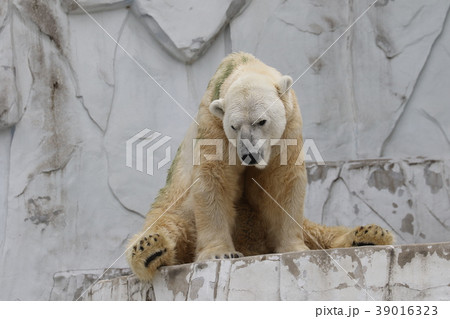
(65, 242), (450, 301)
(1, 0), (450, 300)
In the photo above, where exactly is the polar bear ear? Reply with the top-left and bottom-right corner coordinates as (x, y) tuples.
(277, 75), (293, 95)
(209, 98), (225, 119)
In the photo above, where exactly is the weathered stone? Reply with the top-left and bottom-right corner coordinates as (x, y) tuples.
(68, 9), (128, 131)
(74, 243), (450, 301)
(186, 261), (219, 301)
(0, 2), (19, 128)
(132, 0), (248, 63)
(227, 255), (280, 301)
(280, 247), (392, 301)
(50, 268), (131, 301)
(61, 0), (133, 14)
(390, 243), (450, 300)
(127, 275), (155, 301)
(152, 263), (193, 301)
(309, 159), (450, 246)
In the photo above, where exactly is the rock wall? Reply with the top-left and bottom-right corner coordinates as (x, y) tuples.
(1, 0), (450, 300)
(305, 159), (450, 246)
(52, 243), (450, 301)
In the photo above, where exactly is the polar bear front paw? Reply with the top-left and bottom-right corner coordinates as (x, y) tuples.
(126, 231), (176, 281)
(351, 224), (394, 246)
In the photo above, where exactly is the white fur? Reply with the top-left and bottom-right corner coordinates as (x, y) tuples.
(209, 99), (225, 119)
(209, 74), (287, 168)
(277, 75), (293, 93)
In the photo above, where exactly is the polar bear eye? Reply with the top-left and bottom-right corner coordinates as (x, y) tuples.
(231, 125), (237, 131)
(258, 120), (266, 126)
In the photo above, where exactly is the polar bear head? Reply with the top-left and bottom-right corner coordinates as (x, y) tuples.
(209, 73), (293, 169)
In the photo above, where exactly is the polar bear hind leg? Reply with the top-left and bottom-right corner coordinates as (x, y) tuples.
(302, 219), (394, 250)
(331, 224), (394, 248)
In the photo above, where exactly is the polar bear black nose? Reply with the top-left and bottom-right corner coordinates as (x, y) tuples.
(242, 153), (258, 165)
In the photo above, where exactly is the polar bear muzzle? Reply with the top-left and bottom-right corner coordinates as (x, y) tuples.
(238, 133), (269, 168)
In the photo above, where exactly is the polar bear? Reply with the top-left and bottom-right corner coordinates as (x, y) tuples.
(126, 52), (393, 280)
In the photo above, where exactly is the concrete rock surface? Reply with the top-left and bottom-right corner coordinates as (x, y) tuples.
(69, 242), (450, 301)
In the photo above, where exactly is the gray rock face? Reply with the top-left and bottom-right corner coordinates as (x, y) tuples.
(1, 0), (450, 300)
(50, 268), (132, 300)
(0, 1), (19, 128)
(132, 0), (248, 63)
(70, 242), (450, 301)
(61, 0), (134, 13)
(305, 159), (450, 246)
